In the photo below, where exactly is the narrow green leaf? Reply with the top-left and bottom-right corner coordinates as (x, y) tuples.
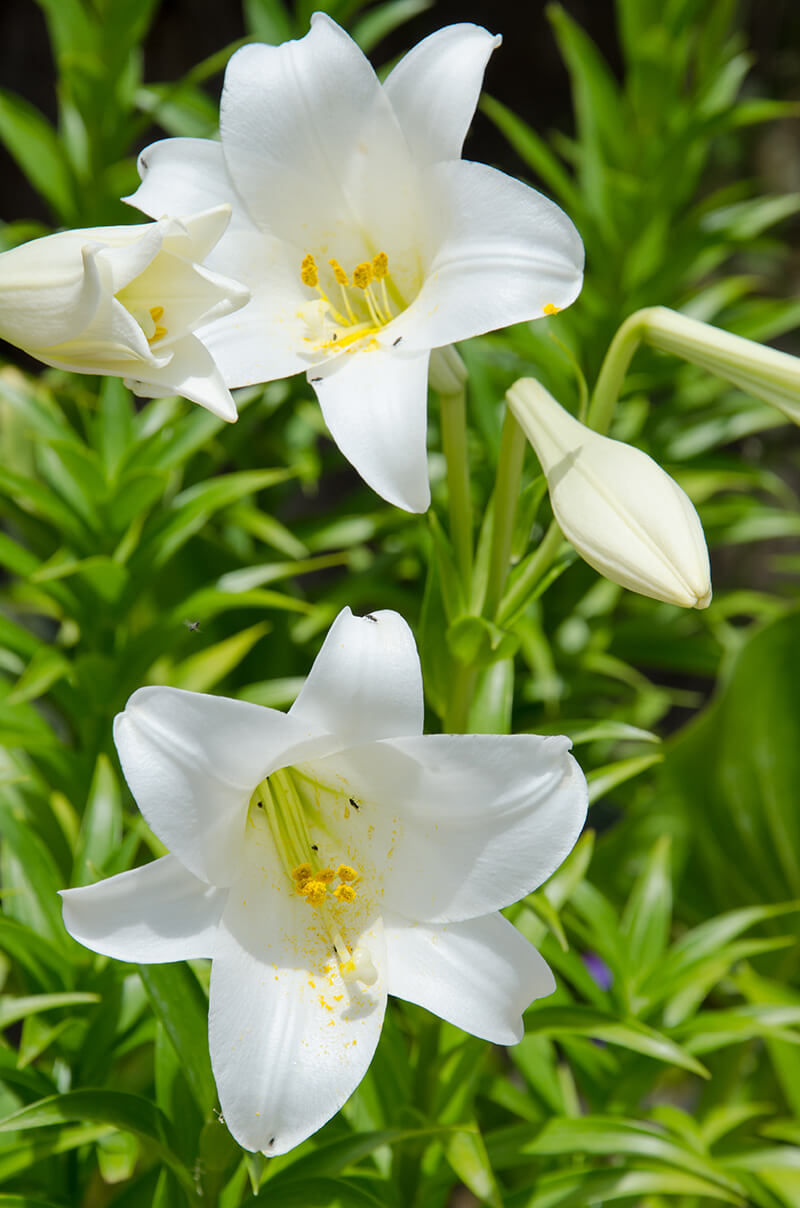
(0, 89), (77, 220)
(0, 1092), (196, 1198)
(0, 991), (100, 1029)
(527, 1005), (709, 1077)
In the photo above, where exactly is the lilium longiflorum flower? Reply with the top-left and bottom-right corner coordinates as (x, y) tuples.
(0, 206), (248, 417)
(126, 15), (584, 510)
(61, 608), (587, 1154)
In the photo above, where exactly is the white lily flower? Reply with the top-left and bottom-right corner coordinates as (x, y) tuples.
(508, 378), (712, 609)
(61, 608), (587, 1155)
(125, 15), (584, 511)
(0, 207), (249, 419)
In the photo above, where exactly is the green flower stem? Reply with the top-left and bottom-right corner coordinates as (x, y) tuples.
(432, 346), (473, 590)
(439, 387), (473, 589)
(497, 520), (564, 626)
(587, 310), (646, 435)
(588, 305), (800, 435)
(483, 405), (527, 620)
(444, 660), (477, 735)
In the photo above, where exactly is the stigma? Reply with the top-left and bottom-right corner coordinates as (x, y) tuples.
(298, 251), (396, 355)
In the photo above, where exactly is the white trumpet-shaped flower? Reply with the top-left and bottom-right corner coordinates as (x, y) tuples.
(61, 608), (587, 1155)
(508, 378), (712, 609)
(0, 207), (249, 419)
(125, 15), (584, 511)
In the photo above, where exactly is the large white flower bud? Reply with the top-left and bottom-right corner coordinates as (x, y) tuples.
(508, 378), (712, 609)
(0, 206), (249, 419)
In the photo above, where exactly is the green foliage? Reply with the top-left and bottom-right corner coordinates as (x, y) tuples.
(0, 0), (799, 1205)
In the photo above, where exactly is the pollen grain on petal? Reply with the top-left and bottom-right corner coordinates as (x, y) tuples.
(543, 303), (561, 315)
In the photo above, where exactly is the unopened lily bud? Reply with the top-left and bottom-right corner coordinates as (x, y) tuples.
(507, 378), (712, 609)
(0, 206), (249, 420)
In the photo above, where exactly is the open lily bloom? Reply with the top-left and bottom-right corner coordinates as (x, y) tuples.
(0, 207), (248, 419)
(61, 608), (587, 1155)
(126, 15), (585, 510)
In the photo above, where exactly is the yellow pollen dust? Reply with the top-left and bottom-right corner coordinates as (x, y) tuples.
(334, 884), (356, 903)
(543, 303), (561, 315)
(292, 863), (313, 885)
(301, 879), (328, 906)
(337, 865), (358, 884)
(372, 252), (388, 280)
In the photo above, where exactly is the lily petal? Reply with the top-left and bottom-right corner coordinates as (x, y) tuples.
(384, 911), (554, 1044)
(219, 14), (423, 274)
(113, 687), (333, 887)
(290, 607), (424, 743)
(125, 332), (239, 421)
(126, 138), (251, 233)
(60, 855), (226, 962)
(0, 236), (104, 350)
(383, 24), (501, 164)
(386, 160), (584, 353)
(318, 733), (587, 924)
(209, 810), (386, 1154)
(197, 233), (310, 387)
(311, 346), (431, 512)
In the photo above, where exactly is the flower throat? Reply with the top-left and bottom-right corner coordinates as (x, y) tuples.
(251, 767), (377, 986)
(299, 251), (397, 353)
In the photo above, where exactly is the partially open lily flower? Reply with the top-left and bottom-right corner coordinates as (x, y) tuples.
(0, 207), (249, 418)
(126, 15), (584, 510)
(61, 608), (587, 1155)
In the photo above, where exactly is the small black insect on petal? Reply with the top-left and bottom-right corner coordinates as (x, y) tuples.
(349, 797), (360, 810)
(311, 844), (318, 851)
(393, 336), (403, 347)
(310, 376), (323, 383)
(365, 613), (378, 622)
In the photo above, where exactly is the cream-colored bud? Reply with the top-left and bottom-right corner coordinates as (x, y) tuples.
(508, 378), (711, 609)
(0, 206), (248, 420)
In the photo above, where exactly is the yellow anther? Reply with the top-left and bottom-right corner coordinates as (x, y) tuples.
(150, 325), (167, 343)
(149, 305), (164, 322)
(336, 865), (358, 884)
(543, 303), (561, 315)
(300, 254), (319, 288)
(300, 879), (328, 906)
(352, 262), (373, 290)
(328, 258), (348, 286)
(316, 867), (336, 884)
(292, 863), (313, 885)
(372, 252), (389, 280)
(334, 884), (356, 903)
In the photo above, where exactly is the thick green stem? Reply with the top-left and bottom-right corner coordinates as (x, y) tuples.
(483, 406), (527, 620)
(586, 310), (646, 434)
(444, 661), (477, 734)
(497, 520), (564, 626)
(433, 347), (473, 590)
